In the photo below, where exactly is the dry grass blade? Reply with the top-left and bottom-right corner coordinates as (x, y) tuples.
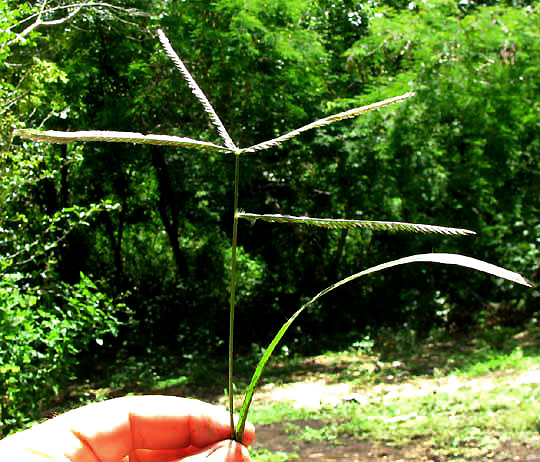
(236, 212), (475, 236)
(13, 129), (233, 152)
(157, 29), (238, 151)
(241, 92), (415, 154)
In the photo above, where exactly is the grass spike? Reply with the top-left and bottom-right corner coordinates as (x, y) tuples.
(13, 129), (233, 152)
(236, 212), (475, 236)
(241, 92), (414, 154)
(157, 29), (238, 151)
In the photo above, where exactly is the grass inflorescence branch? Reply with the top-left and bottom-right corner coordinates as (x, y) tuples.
(156, 29), (238, 151)
(236, 212), (476, 235)
(13, 129), (232, 152)
(240, 92), (415, 154)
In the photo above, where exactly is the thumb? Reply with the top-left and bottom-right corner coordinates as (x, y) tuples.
(183, 440), (252, 462)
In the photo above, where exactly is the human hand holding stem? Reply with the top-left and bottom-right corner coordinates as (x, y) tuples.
(0, 396), (255, 461)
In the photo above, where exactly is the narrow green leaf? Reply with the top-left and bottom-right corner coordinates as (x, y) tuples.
(240, 92), (415, 154)
(13, 129), (233, 152)
(235, 252), (531, 440)
(236, 212), (475, 236)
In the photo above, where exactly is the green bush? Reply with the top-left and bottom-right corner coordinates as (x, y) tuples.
(0, 272), (121, 435)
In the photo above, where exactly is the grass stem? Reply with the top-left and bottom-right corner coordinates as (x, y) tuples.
(228, 153), (241, 441)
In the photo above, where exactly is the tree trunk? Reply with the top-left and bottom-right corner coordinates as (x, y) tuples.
(150, 146), (189, 278)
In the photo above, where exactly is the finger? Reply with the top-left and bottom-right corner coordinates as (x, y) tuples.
(180, 440), (252, 462)
(117, 419), (254, 462)
(127, 396), (233, 448)
(205, 441), (251, 462)
(127, 447), (197, 462)
(233, 420), (255, 448)
(124, 396), (255, 450)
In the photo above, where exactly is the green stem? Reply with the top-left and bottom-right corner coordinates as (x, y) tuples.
(228, 153), (241, 441)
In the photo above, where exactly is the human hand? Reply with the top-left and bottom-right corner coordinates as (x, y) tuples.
(0, 395), (255, 461)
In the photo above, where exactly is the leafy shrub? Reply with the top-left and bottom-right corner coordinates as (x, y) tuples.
(0, 273), (121, 435)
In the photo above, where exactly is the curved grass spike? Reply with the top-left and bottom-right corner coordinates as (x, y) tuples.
(236, 212), (476, 236)
(235, 252), (532, 441)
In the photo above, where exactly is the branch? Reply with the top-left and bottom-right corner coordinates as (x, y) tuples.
(4, 2), (150, 47)
(12, 5), (82, 44)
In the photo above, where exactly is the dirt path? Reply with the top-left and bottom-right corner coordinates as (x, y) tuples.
(250, 363), (540, 409)
(149, 331), (540, 461)
(225, 354), (540, 461)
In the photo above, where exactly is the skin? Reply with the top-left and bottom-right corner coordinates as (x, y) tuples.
(0, 395), (255, 462)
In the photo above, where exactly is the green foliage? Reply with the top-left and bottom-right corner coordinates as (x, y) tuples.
(0, 272), (122, 434)
(0, 2), (142, 434)
(225, 245), (267, 307)
(384, 2), (540, 324)
(301, 0), (540, 332)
